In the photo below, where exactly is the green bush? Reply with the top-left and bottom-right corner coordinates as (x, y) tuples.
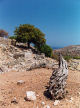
(0, 29), (8, 37)
(63, 55), (72, 61)
(37, 44), (53, 57)
(9, 36), (17, 40)
(73, 56), (80, 59)
(64, 55), (80, 61)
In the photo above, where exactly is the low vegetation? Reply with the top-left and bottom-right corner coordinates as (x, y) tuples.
(73, 56), (80, 59)
(63, 55), (72, 61)
(53, 54), (80, 61)
(64, 56), (80, 61)
(0, 29), (8, 37)
(9, 36), (17, 40)
(36, 44), (53, 57)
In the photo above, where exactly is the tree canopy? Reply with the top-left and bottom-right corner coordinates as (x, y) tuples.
(13, 24), (53, 57)
(14, 24), (46, 48)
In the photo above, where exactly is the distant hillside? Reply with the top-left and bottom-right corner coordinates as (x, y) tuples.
(53, 45), (80, 57)
(52, 47), (63, 50)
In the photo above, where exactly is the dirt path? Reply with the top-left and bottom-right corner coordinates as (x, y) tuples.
(0, 68), (80, 108)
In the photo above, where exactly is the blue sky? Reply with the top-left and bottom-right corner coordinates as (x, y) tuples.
(0, 0), (80, 47)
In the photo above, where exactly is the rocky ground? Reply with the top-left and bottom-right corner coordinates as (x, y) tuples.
(0, 68), (80, 108)
(0, 38), (57, 73)
(0, 38), (80, 108)
(69, 59), (80, 71)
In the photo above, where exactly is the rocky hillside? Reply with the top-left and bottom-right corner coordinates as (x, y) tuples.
(53, 45), (80, 57)
(0, 37), (57, 73)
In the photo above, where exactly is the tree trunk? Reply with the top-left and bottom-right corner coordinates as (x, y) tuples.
(27, 42), (30, 48)
(49, 54), (68, 100)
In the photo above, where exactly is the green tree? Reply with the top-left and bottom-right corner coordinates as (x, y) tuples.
(38, 44), (53, 57)
(14, 24), (46, 48)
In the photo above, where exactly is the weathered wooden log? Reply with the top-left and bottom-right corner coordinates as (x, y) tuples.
(49, 54), (68, 100)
